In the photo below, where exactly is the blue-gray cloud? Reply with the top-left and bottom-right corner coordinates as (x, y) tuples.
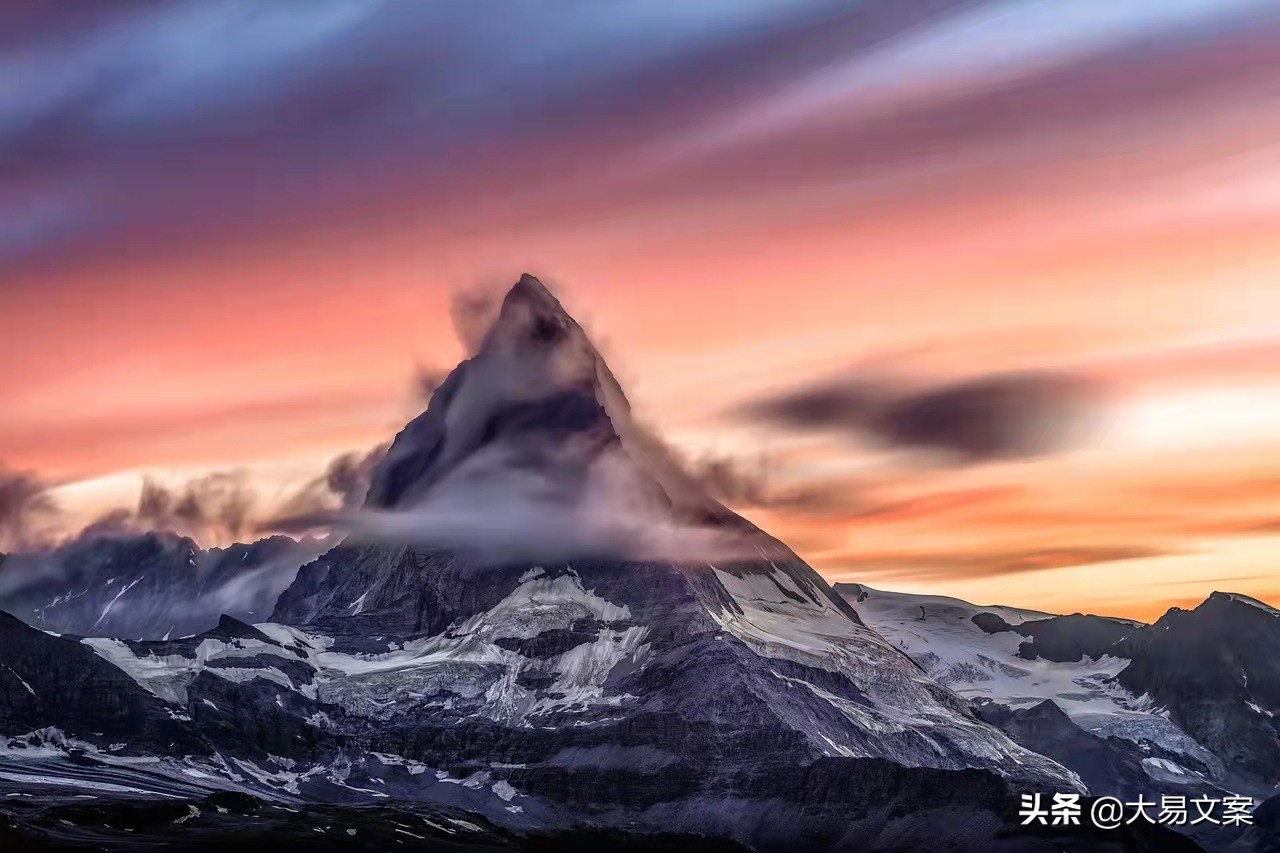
(0, 0), (856, 266)
(0, 0), (1274, 271)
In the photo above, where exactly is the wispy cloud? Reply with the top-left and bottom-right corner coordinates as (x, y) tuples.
(4, 0), (1272, 273)
(736, 370), (1109, 464)
(0, 466), (59, 551)
(820, 544), (1179, 582)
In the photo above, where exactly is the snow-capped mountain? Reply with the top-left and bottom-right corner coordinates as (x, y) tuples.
(0, 277), (1203, 851)
(836, 583), (1148, 724)
(0, 533), (327, 640)
(838, 582), (1280, 805)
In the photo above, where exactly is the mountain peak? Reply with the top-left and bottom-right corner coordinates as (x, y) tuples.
(1207, 590), (1280, 617)
(359, 273), (745, 527)
(507, 272), (561, 310)
(477, 273), (591, 359)
(1115, 587), (1280, 783)
(361, 275), (631, 510)
(1022, 698), (1074, 723)
(210, 614), (274, 643)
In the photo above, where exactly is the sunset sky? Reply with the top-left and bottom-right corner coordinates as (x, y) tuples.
(3, 1), (1280, 620)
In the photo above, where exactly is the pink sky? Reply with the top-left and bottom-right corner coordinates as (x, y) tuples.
(3, 2), (1280, 620)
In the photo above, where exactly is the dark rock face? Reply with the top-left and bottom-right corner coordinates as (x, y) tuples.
(0, 785), (1198, 853)
(0, 611), (203, 756)
(1248, 794), (1280, 853)
(972, 611), (1137, 662)
(492, 620), (614, 658)
(1114, 592), (1280, 784)
(979, 699), (1150, 796)
(0, 533), (325, 640)
(977, 699), (1224, 801)
(935, 701), (1248, 852)
(269, 545), (1085, 840)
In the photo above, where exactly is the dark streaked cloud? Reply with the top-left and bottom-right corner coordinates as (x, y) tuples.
(829, 485), (1027, 523)
(872, 373), (1105, 461)
(0, 0), (855, 269)
(673, 453), (869, 515)
(739, 371), (1108, 463)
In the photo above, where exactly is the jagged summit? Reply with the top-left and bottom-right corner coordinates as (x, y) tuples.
(364, 275), (634, 511)
(280, 275), (864, 626)
(477, 273), (600, 366)
(1208, 590), (1280, 617)
(509, 270), (560, 303)
(487, 273), (583, 340)
(363, 275), (742, 531)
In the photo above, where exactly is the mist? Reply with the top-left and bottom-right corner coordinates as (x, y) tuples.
(0, 466), (58, 552)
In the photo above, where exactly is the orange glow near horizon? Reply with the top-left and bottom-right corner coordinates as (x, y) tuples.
(4, 3), (1280, 622)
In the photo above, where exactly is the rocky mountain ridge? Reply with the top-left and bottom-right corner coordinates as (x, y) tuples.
(0, 276), (1245, 851)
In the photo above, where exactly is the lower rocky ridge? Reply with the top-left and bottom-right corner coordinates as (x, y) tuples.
(0, 533), (327, 640)
(839, 582), (1280, 850)
(0, 541), (1245, 851)
(0, 551), (1158, 852)
(1113, 593), (1280, 787)
(0, 785), (1198, 853)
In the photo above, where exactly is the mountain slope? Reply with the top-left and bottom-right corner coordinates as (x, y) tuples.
(836, 583), (1229, 794)
(0, 533), (326, 640)
(0, 611), (204, 755)
(835, 583), (1147, 725)
(1114, 592), (1280, 784)
(839, 580), (1280, 811)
